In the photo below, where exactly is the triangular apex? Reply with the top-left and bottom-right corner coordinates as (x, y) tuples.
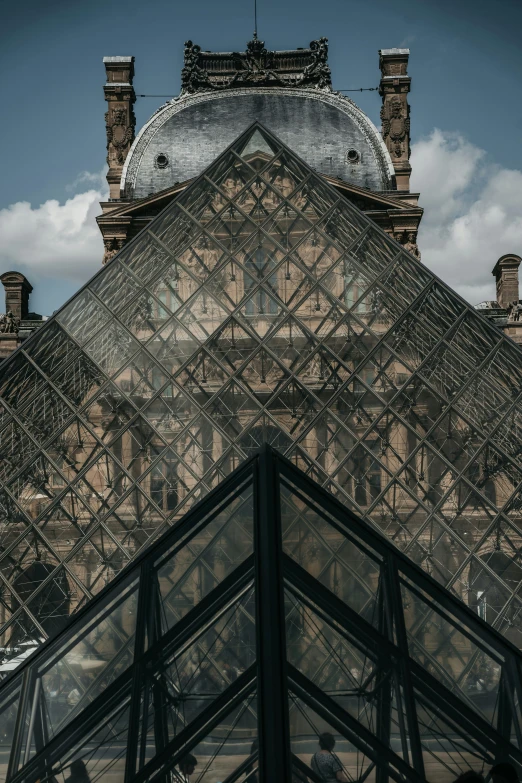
(1, 446), (521, 783)
(238, 125), (280, 158)
(1, 119), (522, 672)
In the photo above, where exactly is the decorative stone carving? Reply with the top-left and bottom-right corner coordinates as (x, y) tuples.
(379, 49), (412, 191)
(403, 231), (421, 260)
(0, 311), (20, 334)
(180, 36), (331, 95)
(181, 41), (213, 94)
(103, 238), (125, 265)
(300, 37), (332, 89)
(403, 231), (420, 259)
(381, 96), (410, 158)
(103, 57), (136, 199)
(509, 302), (522, 322)
(105, 107), (135, 167)
(392, 230), (421, 259)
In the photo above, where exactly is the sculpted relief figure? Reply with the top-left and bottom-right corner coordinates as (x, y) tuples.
(509, 302), (522, 322)
(181, 41), (213, 93)
(0, 311), (20, 334)
(403, 232), (421, 260)
(103, 238), (125, 265)
(301, 37), (332, 90)
(392, 230), (421, 260)
(105, 107), (135, 167)
(381, 96), (410, 158)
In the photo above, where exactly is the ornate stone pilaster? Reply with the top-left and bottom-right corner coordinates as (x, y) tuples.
(0, 272), (32, 321)
(379, 48), (411, 191)
(103, 56), (136, 200)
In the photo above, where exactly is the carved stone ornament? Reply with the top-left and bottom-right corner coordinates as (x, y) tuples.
(180, 36), (332, 95)
(397, 231), (421, 260)
(181, 41), (213, 94)
(0, 311), (20, 334)
(105, 107), (135, 166)
(301, 37), (332, 89)
(381, 96), (410, 158)
(508, 302), (522, 322)
(103, 238), (125, 265)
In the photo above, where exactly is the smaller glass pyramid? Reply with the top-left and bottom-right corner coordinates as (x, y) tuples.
(0, 447), (520, 783)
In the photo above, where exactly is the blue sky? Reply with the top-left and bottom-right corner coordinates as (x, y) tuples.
(0, 0), (521, 314)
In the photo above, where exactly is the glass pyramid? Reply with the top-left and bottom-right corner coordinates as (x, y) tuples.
(2, 447), (522, 783)
(1, 122), (522, 663)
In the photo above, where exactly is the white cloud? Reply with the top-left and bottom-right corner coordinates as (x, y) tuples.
(65, 168), (107, 193)
(0, 173), (107, 284)
(411, 130), (522, 305)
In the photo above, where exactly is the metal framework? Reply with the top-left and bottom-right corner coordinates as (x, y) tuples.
(1, 122), (522, 674)
(0, 446), (521, 783)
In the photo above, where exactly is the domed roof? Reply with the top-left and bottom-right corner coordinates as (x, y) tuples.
(121, 87), (395, 199)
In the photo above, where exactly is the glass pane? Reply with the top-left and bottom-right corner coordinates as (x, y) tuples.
(41, 700), (130, 783)
(133, 590), (256, 774)
(289, 695), (368, 783)
(0, 679), (21, 783)
(37, 579), (138, 740)
(139, 696), (258, 783)
(280, 479), (381, 625)
(156, 479), (254, 633)
(401, 576), (502, 727)
(90, 260), (142, 313)
(286, 590), (377, 732)
(56, 289), (110, 345)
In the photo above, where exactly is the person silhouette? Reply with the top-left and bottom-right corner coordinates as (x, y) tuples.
(310, 733), (348, 782)
(64, 759), (90, 782)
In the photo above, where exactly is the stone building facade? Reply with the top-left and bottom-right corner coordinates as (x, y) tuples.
(97, 39), (423, 266)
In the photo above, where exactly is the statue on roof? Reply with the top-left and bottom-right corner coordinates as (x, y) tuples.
(0, 311), (20, 334)
(300, 37), (332, 89)
(181, 41), (213, 93)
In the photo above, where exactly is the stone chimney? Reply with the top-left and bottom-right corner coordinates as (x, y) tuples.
(0, 272), (32, 321)
(379, 48), (411, 191)
(103, 56), (136, 200)
(493, 254), (522, 309)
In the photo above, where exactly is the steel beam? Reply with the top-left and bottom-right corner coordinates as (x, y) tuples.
(254, 446), (292, 782)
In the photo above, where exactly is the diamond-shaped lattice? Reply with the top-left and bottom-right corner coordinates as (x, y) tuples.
(1, 121), (522, 657)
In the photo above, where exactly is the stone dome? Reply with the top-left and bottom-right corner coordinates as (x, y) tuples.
(121, 87), (395, 199)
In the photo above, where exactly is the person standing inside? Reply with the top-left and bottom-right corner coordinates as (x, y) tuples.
(177, 753), (198, 781)
(310, 733), (349, 782)
(64, 759), (90, 782)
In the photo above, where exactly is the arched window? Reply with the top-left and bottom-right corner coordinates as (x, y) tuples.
(244, 246), (279, 315)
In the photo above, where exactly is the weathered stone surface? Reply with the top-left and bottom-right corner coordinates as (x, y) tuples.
(122, 89), (394, 199)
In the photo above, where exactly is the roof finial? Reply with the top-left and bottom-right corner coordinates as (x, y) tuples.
(254, 0), (258, 38)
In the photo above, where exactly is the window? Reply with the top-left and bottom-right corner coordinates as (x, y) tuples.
(150, 462), (178, 512)
(244, 246), (279, 315)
